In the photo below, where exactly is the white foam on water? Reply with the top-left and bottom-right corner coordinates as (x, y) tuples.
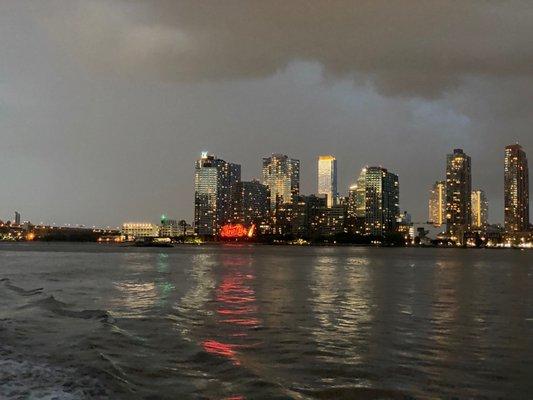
(0, 350), (109, 400)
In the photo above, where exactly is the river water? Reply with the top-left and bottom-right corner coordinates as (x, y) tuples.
(0, 243), (531, 399)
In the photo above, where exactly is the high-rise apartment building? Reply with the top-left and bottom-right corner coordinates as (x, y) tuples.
(235, 179), (270, 228)
(273, 195), (320, 237)
(262, 154), (300, 209)
(347, 184), (358, 233)
(309, 204), (347, 236)
(471, 189), (488, 230)
(504, 144), (529, 233)
(348, 166), (400, 237)
(275, 194), (347, 237)
(194, 152), (241, 236)
(317, 155), (338, 208)
(364, 167), (400, 236)
(428, 181), (446, 227)
(346, 169), (367, 234)
(446, 149), (472, 240)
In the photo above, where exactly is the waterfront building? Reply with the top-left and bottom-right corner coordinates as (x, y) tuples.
(446, 149), (472, 242)
(121, 223), (159, 241)
(262, 154), (300, 209)
(194, 152), (241, 236)
(398, 211), (414, 243)
(309, 204), (347, 237)
(235, 179), (270, 230)
(471, 190), (488, 231)
(364, 166), (400, 237)
(273, 194), (331, 237)
(428, 181), (446, 227)
(317, 155), (338, 208)
(504, 144), (529, 233)
(274, 195), (309, 237)
(159, 215), (182, 238)
(346, 184), (358, 230)
(14, 211), (21, 226)
(346, 169), (367, 235)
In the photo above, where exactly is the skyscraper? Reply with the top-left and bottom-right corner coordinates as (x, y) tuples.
(471, 189), (488, 230)
(504, 144), (529, 233)
(317, 155), (338, 208)
(262, 154), (300, 209)
(446, 148), (472, 240)
(194, 152), (241, 236)
(346, 168), (367, 234)
(428, 181), (446, 227)
(347, 184), (358, 234)
(353, 166), (400, 237)
(14, 211), (21, 226)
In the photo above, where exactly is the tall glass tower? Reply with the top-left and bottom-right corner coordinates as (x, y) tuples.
(364, 167), (400, 237)
(262, 154), (300, 209)
(194, 152), (241, 236)
(445, 148), (472, 241)
(504, 144), (529, 233)
(317, 155), (338, 208)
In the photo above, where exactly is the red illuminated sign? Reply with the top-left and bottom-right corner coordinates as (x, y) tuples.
(219, 224), (255, 239)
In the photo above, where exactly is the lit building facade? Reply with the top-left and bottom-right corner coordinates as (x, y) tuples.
(262, 154), (300, 209)
(235, 179), (270, 229)
(274, 195), (310, 236)
(471, 190), (488, 230)
(347, 184), (359, 233)
(504, 144), (529, 233)
(159, 215), (185, 238)
(317, 155), (338, 208)
(346, 168), (367, 234)
(273, 194), (335, 237)
(194, 152), (241, 236)
(428, 181), (446, 227)
(364, 167), (400, 236)
(397, 211), (414, 243)
(121, 223), (160, 241)
(446, 149), (472, 240)
(309, 204), (347, 236)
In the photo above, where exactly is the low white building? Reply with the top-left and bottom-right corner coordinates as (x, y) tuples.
(121, 223), (159, 241)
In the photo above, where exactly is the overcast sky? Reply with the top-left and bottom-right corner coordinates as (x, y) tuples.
(1, 1), (532, 227)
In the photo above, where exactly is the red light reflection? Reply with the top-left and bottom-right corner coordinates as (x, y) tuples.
(201, 255), (262, 373)
(202, 339), (239, 364)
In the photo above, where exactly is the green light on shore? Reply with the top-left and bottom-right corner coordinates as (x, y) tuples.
(161, 214), (166, 223)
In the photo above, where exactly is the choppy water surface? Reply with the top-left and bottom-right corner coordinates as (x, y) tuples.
(0, 243), (531, 399)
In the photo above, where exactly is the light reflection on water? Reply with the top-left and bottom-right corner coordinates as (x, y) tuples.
(201, 251), (261, 366)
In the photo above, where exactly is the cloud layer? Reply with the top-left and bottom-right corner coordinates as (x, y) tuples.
(0, 1), (531, 226)
(47, 0), (533, 97)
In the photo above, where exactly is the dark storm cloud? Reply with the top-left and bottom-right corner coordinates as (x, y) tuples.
(1, 1), (531, 226)
(46, 0), (533, 98)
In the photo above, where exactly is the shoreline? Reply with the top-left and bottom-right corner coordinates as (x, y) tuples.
(0, 241), (530, 250)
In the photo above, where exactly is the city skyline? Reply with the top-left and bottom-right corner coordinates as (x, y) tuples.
(2, 145), (531, 228)
(1, 2), (533, 227)
(188, 145), (529, 243)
